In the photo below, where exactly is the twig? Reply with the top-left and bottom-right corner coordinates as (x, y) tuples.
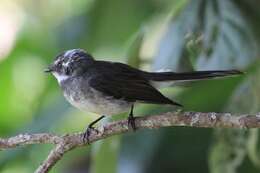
(1, 111), (260, 173)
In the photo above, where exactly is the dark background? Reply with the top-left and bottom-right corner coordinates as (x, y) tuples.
(0, 0), (260, 172)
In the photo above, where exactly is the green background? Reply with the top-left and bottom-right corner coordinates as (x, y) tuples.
(0, 0), (260, 172)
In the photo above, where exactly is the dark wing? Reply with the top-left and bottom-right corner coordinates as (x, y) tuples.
(88, 62), (182, 106)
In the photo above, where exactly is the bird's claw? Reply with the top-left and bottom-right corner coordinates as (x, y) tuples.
(82, 126), (99, 144)
(128, 116), (137, 131)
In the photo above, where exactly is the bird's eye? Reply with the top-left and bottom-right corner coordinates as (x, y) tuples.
(57, 61), (62, 68)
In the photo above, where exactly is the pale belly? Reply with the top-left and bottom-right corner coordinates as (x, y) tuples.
(63, 87), (132, 115)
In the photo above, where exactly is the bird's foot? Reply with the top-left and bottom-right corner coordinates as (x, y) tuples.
(128, 116), (137, 131)
(82, 126), (99, 144)
(82, 115), (105, 144)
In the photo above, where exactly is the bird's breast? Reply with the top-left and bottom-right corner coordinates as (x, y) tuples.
(61, 78), (131, 115)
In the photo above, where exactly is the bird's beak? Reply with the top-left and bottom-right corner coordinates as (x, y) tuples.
(44, 65), (54, 73)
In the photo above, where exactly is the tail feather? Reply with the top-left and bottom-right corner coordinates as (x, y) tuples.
(143, 70), (243, 81)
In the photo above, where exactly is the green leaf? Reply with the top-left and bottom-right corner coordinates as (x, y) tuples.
(154, 0), (258, 71)
(196, 0), (257, 70)
(125, 28), (145, 68)
(153, 0), (205, 71)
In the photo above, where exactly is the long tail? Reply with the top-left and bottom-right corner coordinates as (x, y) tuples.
(142, 70), (243, 81)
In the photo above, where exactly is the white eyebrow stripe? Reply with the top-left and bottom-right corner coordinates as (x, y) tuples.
(64, 49), (77, 57)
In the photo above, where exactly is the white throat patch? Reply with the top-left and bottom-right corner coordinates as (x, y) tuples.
(52, 72), (69, 83)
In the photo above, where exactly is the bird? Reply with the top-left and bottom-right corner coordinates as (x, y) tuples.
(45, 48), (242, 141)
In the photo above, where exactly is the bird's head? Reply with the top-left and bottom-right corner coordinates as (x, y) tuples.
(45, 49), (94, 83)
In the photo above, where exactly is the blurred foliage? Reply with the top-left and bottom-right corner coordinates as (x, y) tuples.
(0, 0), (260, 173)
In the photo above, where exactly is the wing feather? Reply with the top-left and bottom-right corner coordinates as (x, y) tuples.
(88, 62), (182, 106)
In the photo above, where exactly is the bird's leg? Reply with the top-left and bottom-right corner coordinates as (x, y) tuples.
(83, 115), (105, 144)
(128, 105), (137, 130)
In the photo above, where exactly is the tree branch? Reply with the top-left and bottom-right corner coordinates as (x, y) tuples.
(1, 111), (260, 173)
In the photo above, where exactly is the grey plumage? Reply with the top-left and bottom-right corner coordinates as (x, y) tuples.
(46, 49), (242, 116)
(61, 75), (131, 115)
